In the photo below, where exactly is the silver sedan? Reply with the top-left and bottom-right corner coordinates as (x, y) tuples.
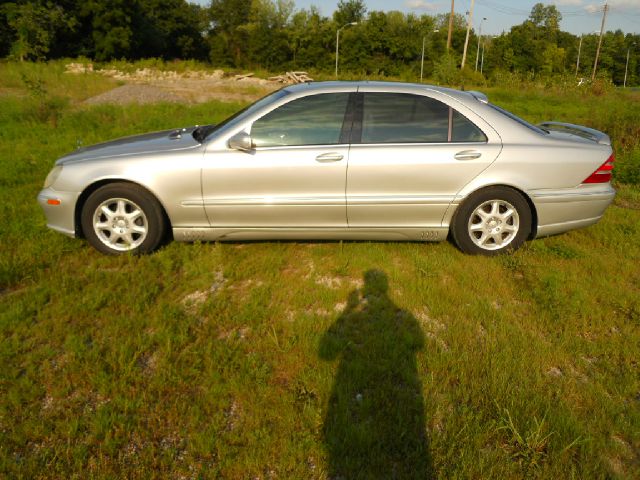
(38, 81), (616, 255)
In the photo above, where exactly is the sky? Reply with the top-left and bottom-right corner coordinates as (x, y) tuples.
(192, 0), (640, 36)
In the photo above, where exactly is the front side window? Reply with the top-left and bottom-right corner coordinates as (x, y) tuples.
(359, 93), (487, 144)
(205, 89), (289, 140)
(251, 93), (350, 147)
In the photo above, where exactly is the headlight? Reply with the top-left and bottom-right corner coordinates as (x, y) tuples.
(43, 165), (63, 189)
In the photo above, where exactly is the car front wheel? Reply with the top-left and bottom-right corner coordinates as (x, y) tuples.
(81, 183), (167, 255)
(451, 186), (532, 255)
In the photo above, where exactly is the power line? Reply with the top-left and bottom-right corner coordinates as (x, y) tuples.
(475, 0), (529, 16)
(467, 0), (638, 34)
(476, 0), (602, 18)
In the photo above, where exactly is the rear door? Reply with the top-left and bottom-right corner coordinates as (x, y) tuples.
(346, 90), (502, 228)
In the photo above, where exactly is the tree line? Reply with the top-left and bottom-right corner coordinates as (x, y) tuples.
(1, 0), (638, 85)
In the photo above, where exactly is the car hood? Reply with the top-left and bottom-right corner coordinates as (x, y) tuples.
(56, 126), (203, 164)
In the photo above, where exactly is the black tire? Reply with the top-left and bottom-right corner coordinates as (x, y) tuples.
(81, 183), (167, 255)
(451, 186), (532, 256)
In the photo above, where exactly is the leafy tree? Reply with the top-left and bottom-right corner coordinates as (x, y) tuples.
(85, 0), (137, 61)
(2, 1), (71, 61)
(0, 6), (15, 58)
(0, 0), (637, 86)
(540, 43), (565, 74)
(597, 30), (628, 85)
(433, 52), (460, 84)
(333, 0), (366, 26)
(484, 3), (565, 75)
(209, 0), (252, 66)
(434, 12), (468, 52)
(289, 6), (333, 70)
(242, 0), (294, 69)
(135, 0), (208, 59)
(529, 3), (561, 32)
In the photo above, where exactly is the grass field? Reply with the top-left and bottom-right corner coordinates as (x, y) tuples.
(1, 61), (639, 479)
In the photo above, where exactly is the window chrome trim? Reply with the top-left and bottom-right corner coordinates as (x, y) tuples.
(350, 141), (489, 147)
(252, 144), (350, 151)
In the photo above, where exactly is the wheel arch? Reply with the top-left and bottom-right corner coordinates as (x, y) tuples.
(451, 184), (538, 240)
(74, 179), (172, 239)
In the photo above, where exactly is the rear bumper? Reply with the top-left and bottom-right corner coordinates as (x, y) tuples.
(37, 188), (80, 238)
(531, 184), (616, 238)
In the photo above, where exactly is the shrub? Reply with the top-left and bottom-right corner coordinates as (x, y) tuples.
(21, 73), (68, 126)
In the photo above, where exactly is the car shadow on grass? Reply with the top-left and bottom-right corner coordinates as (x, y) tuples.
(319, 269), (434, 479)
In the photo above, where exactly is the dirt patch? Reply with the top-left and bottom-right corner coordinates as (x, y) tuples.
(614, 196), (640, 210)
(77, 65), (283, 105)
(0, 87), (26, 98)
(181, 271), (226, 313)
(154, 77), (273, 103)
(84, 84), (183, 105)
(83, 77), (278, 105)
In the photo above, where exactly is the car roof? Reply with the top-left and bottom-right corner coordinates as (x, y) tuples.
(283, 81), (486, 105)
(280, 81), (556, 144)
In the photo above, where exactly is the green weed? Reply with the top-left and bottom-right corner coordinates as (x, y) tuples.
(496, 408), (554, 470)
(0, 60), (639, 479)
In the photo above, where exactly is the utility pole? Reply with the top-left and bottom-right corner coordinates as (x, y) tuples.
(624, 43), (635, 88)
(575, 34), (583, 77)
(447, 0), (454, 51)
(591, 2), (608, 82)
(624, 46), (630, 87)
(475, 17), (486, 71)
(421, 28), (439, 82)
(461, 0), (474, 69)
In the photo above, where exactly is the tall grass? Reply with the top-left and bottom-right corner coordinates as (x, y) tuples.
(0, 61), (639, 479)
(485, 86), (640, 185)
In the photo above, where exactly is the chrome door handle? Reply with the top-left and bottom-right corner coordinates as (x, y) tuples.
(454, 150), (482, 160)
(315, 152), (344, 163)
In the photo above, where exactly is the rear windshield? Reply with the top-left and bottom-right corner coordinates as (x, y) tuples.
(488, 103), (546, 135)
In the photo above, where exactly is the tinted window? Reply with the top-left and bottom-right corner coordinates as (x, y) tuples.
(452, 110), (487, 142)
(488, 103), (545, 135)
(251, 93), (350, 147)
(208, 89), (289, 138)
(361, 93), (449, 143)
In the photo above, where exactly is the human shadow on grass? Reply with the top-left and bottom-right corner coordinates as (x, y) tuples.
(319, 269), (433, 479)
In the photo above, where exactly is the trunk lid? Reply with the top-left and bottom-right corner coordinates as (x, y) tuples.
(537, 121), (611, 146)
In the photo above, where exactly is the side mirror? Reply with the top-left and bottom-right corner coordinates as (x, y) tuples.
(228, 131), (253, 152)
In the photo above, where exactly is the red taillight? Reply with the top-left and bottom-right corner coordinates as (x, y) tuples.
(582, 153), (615, 184)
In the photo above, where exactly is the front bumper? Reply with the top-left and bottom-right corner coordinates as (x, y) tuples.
(531, 184), (616, 238)
(37, 188), (81, 238)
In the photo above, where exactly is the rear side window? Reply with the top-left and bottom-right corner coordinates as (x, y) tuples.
(361, 93), (449, 143)
(452, 110), (487, 142)
(251, 93), (350, 147)
(359, 92), (487, 144)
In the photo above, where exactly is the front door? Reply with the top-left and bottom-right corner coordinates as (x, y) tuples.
(201, 92), (353, 228)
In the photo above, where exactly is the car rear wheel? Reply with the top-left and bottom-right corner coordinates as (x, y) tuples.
(81, 183), (167, 255)
(451, 186), (531, 255)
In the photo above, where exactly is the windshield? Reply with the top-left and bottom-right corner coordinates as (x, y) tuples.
(199, 88), (290, 141)
(488, 103), (546, 135)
